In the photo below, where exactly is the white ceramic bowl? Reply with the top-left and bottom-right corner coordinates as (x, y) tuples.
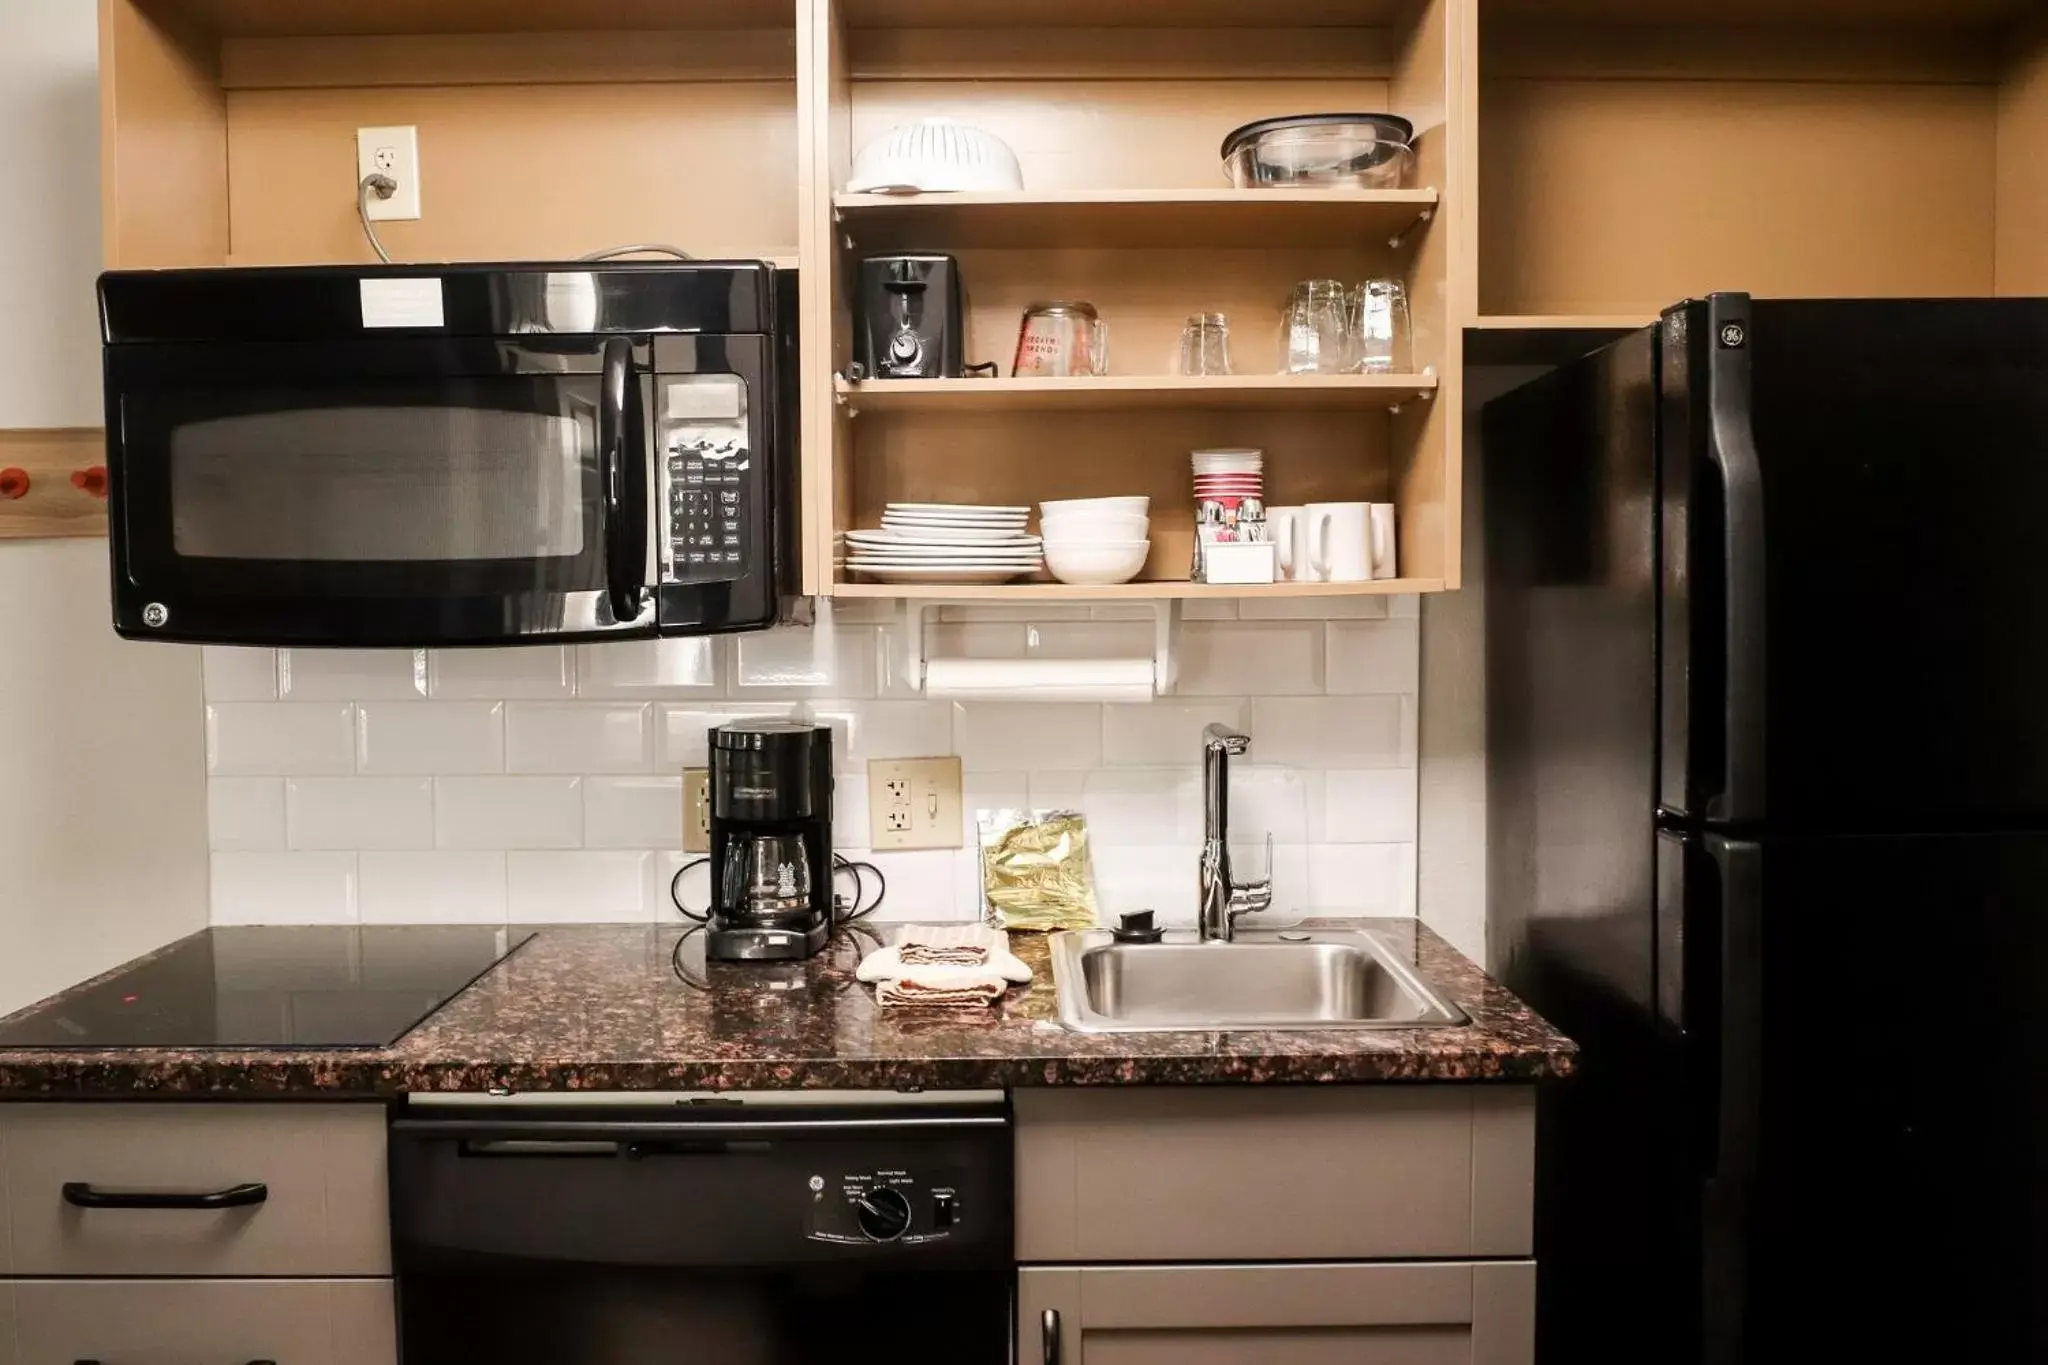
(1042, 516), (1151, 544)
(1040, 496), (1150, 518)
(1044, 539), (1151, 586)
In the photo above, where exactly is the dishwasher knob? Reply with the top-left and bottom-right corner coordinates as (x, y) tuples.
(855, 1187), (913, 1242)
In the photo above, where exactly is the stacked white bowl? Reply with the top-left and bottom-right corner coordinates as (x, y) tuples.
(1038, 497), (1151, 585)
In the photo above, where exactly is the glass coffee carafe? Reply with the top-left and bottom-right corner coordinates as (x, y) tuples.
(725, 832), (816, 922)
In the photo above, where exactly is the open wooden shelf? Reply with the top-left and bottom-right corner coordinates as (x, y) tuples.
(834, 189), (1439, 250)
(830, 578), (1442, 601)
(149, 0), (794, 36)
(835, 374), (1436, 413)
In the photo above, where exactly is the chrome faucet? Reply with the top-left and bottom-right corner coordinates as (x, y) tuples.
(1198, 723), (1273, 942)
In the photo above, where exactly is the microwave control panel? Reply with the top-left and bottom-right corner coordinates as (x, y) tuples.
(659, 375), (753, 584)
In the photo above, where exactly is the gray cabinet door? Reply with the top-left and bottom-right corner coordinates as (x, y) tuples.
(6, 1278), (396, 1365)
(1019, 1262), (1534, 1365)
(0, 1103), (389, 1276)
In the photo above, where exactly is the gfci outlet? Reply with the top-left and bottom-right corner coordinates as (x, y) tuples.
(867, 757), (963, 852)
(682, 769), (712, 854)
(356, 125), (420, 221)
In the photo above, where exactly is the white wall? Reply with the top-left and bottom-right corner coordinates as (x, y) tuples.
(200, 599), (1422, 928)
(0, 0), (209, 1013)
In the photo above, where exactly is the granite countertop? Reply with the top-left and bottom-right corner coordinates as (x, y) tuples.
(0, 919), (1574, 1096)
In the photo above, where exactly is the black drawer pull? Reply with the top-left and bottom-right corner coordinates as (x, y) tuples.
(61, 1181), (268, 1210)
(1042, 1308), (1060, 1365)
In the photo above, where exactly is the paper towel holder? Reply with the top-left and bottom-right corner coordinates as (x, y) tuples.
(898, 599), (1180, 698)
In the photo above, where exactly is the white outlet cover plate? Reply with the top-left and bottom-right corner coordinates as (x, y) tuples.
(356, 125), (420, 221)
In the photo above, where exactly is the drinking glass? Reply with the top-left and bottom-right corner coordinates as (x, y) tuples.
(1350, 278), (1412, 375)
(1281, 280), (1351, 375)
(1178, 313), (1234, 375)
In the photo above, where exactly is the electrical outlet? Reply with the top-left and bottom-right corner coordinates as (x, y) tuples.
(867, 757), (963, 852)
(355, 125), (420, 221)
(683, 769), (711, 854)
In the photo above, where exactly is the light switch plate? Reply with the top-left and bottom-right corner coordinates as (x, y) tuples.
(867, 757), (964, 851)
(683, 769), (711, 854)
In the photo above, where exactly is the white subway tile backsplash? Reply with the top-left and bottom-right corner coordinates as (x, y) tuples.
(1175, 622), (1323, 695)
(357, 702), (504, 775)
(430, 648), (575, 700)
(851, 849), (964, 922)
(436, 777), (583, 850)
(657, 704), (799, 768)
(956, 702), (1100, 771)
(279, 650), (425, 701)
(207, 704), (356, 775)
(583, 777), (683, 850)
(831, 700), (953, 769)
(1249, 696), (1406, 768)
(1308, 842), (1415, 914)
(506, 703), (653, 775)
(733, 620), (878, 696)
(577, 639), (720, 697)
(212, 852), (358, 925)
(202, 647), (277, 701)
(208, 778), (286, 851)
(508, 851), (655, 923)
(286, 777), (433, 851)
(358, 852), (507, 925)
(1239, 596), (1388, 620)
(202, 602), (1423, 928)
(1323, 768), (1418, 842)
(1079, 769), (1198, 844)
(1390, 594), (1420, 618)
(1102, 700), (1247, 766)
(1325, 617), (1420, 695)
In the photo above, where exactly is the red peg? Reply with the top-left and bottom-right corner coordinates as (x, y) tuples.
(0, 468), (27, 501)
(70, 466), (108, 499)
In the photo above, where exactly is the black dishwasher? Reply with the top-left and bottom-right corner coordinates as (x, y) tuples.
(389, 1092), (1013, 1365)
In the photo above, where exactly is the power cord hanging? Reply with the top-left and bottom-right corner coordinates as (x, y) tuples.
(356, 174), (396, 264)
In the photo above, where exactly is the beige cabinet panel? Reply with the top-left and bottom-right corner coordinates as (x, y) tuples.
(1020, 1262), (1534, 1365)
(0, 1103), (389, 1277)
(1015, 1087), (1535, 1262)
(7, 1279), (395, 1365)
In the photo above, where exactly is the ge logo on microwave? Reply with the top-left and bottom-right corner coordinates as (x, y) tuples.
(141, 603), (169, 628)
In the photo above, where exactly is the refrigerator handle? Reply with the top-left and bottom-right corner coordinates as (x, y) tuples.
(1703, 293), (1766, 823)
(1700, 833), (1763, 1365)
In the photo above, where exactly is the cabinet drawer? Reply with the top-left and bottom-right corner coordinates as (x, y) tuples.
(0, 1103), (389, 1276)
(1019, 1262), (1535, 1365)
(0, 1278), (395, 1365)
(1014, 1087), (1534, 1262)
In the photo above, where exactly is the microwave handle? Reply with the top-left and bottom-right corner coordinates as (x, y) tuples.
(599, 336), (645, 625)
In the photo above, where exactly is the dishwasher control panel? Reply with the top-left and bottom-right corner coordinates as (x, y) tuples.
(806, 1164), (968, 1247)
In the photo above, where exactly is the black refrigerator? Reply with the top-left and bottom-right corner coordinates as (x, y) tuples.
(1483, 294), (2048, 1364)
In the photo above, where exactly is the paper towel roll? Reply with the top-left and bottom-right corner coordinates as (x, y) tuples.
(923, 657), (1156, 702)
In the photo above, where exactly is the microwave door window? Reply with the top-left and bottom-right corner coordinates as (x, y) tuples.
(168, 401), (591, 563)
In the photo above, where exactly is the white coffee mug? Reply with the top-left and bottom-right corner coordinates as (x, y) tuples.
(1266, 506), (1306, 581)
(1368, 503), (1397, 580)
(1306, 501), (1372, 582)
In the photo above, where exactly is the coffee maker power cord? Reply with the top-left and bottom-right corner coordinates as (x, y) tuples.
(667, 855), (887, 926)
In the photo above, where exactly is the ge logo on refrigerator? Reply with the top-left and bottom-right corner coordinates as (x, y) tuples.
(1719, 322), (1747, 348)
(141, 603), (169, 628)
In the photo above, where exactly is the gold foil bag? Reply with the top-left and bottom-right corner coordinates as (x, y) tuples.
(977, 809), (1101, 932)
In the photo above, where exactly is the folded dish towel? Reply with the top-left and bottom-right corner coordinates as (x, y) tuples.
(857, 924), (1032, 1009)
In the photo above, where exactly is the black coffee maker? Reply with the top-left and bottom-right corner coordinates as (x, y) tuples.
(707, 720), (834, 961)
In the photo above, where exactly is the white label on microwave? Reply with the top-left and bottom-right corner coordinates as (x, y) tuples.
(359, 277), (444, 329)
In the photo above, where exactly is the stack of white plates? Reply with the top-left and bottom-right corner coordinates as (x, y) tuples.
(847, 504), (1042, 584)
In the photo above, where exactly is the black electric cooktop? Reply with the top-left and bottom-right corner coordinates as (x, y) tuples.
(0, 926), (532, 1050)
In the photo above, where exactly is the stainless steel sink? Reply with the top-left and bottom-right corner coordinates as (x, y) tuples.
(1050, 928), (1469, 1033)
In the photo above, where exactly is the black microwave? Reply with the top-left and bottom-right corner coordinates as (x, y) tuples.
(97, 262), (798, 646)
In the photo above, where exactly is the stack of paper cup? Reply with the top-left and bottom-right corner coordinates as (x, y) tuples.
(1192, 448), (1264, 526)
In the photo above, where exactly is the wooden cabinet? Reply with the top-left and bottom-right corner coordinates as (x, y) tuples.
(1015, 1087), (1537, 1365)
(0, 1278), (397, 1365)
(1020, 1262), (1534, 1365)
